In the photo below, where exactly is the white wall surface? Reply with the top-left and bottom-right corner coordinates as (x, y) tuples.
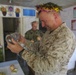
(61, 5), (76, 36)
(0, 17), (5, 60)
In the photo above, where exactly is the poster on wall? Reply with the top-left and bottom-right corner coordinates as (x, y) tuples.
(71, 20), (76, 30)
(1, 6), (7, 16)
(8, 6), (14, 16)
(73, 7), (76, 18)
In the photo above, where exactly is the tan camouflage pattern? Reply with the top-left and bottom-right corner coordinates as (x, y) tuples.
(22, 23), (76, 75)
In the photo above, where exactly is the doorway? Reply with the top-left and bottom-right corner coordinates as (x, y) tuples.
(3, 17), (20, 61)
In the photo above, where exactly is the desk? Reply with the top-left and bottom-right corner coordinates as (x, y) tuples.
(0, 60), (25, 75)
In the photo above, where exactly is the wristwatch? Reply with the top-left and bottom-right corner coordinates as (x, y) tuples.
(19, 48), (25, 56)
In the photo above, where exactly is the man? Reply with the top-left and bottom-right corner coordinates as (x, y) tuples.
(7, 2), (76, 75)
(25, 21), (43, 42)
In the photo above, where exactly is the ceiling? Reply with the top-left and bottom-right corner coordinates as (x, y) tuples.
(0, 0), (76, 8)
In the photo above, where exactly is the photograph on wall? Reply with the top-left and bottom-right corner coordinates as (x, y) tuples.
(73, 7), (76, 18)
(71, 20), (76, 30)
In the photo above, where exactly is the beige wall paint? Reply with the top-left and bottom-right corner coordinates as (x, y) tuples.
(0, 17), (5, 61)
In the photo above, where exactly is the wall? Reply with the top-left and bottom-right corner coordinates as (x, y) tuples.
(61, 5), (76, 36)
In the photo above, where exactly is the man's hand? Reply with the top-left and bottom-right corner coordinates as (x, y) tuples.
(7, 39), (23, 54)
(37, 36), (42, 41)
(18, 35), (26, 44)
(31, 40), (34, 43)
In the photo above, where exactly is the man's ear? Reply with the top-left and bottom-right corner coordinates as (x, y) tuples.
(53, 12), (58, 19)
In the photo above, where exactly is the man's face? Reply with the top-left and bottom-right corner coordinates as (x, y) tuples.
(39, 11), (56, 31)
(32, 22), (38, 31)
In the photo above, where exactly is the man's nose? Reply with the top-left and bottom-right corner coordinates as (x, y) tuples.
(42, 22), (45, 27)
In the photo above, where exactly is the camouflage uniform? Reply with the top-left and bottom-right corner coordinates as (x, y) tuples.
(25, 29), (43, 42)
(22, 23), (76, 75)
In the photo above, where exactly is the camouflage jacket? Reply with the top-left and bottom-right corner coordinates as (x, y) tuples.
(25, 29), (43, 42)
(22, 23), (76, 75)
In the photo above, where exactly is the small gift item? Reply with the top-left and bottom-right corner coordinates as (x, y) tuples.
(10, 64), (18, 73)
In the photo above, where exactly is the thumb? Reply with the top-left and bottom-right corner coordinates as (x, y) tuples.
(11, 38), (18, 44)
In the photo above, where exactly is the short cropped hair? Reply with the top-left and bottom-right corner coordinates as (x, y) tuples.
(31, 21), (38, 26)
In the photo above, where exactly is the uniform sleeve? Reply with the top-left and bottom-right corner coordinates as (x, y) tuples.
(22, 33), (76, 74)
(25, 31), (29, 39)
